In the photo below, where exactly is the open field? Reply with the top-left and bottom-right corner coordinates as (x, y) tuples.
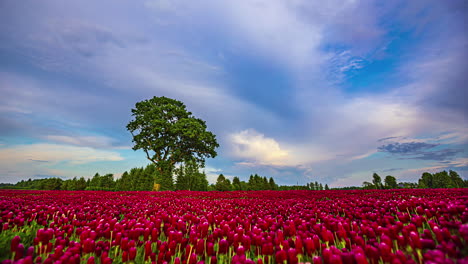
(0, 189), (467, 264)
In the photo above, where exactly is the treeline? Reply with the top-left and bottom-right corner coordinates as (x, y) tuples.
(362, 170), (467, 189)
(214, 174), (330, 191)
(2, 166), (465, 191)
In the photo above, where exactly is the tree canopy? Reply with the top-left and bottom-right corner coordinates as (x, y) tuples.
(126, 96), (219, 184)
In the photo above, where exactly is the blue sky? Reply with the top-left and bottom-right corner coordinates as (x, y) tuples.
(0, 0), (467, 186)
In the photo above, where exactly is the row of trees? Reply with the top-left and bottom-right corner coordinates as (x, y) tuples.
(362, 170), (467, 189)
(3, 168), (465, 191)
(418, 170), (466, 188)
(215, 174), (278, 191)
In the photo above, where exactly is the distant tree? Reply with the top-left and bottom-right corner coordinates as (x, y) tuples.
(432, 171), (452, 188)
(319, 183), (323, 190)
(362, 181), (374, 190)
(215, 174), (231, 191)
(101, 174), (115, 191)
(116, 171), (130, 191)
(232, 177), (242, 191)
(269, 177), (277, 190)
(175, 159), (208, 191)
(310, 182), (316, 190)
(126, 96), (219, 189)
(262, 177), (269, 190)
(372, 173), (383, 189)
(76, 177), (88, 190)
(88, 173), (102, 190)
(384, 175), (398, 189)
(449, 170), (464, 188)
(418, 172), (433, 188)
(325, 184), (329, 190)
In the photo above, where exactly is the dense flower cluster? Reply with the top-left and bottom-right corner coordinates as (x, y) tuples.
(0, 189), (467, 264)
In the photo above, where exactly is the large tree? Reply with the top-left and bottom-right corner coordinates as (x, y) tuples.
(127, 96), (219, 186)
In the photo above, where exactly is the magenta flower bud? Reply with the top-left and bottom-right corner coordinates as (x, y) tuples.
(237, 245), (245, 256)
(26, 246), (34, 257)
(15, 243), (24, 261)
(409, 232), (421, 249)
(145, 241), (152, 258)
(277, 230), (284, 242)
(313, 256), (323, 264)
(23, 256), (33, 264)
(380, 235), (392, 246)
(313, 235), (321, 250)
(218, 239), (228, 254)
(287, 248), (298, 264)
(420, 239), (435, 249)
(354, 253), (368, 264)
(207, 242), (214, 256)
(11, 235), (21, 252)
(295, 237), (303, 254)
(262, 242), (274, 255)
(304, 237), (315, 255)
(189, 253), (197, 264)
(378, 243), (391, 257)
(341, 252), (354, 264)
(121, 237), (129, 251)
(151, 229), (159, 242)
(257, 258), (263, 264)
(330, 254), (342, 264)
(323, 248), (332, 263)
(196, 239), (205, 255)
(129, 247), (137, 261)
(87, 256), (95, 264)
(275, 249), (287, 263)
(101, 252), (109, 264)
(174, 257), (181, 264)
(122, 251), (128, 262)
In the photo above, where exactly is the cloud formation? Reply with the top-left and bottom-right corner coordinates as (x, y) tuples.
(229, 129), (289, 166)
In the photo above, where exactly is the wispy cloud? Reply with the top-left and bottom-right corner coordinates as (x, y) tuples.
(378, 142), (439, 154)
(44, 135), (125, 149)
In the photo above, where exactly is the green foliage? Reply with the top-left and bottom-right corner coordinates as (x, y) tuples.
(215, 174), (232, 191)
(418, 170), (466, 189)
(418, 172), (433, 188)
(246, 174), (275, 190)
(126, 96), (219, 184)
(449, 170), (464, 188)
(372, 173), (383, 189)
(175, 160), (208, 191)
(384, 175), (398, 189)
(231, 176), (242, 191)
(0, 221), (41, 261)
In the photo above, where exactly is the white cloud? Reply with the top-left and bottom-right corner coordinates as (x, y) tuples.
(229, 129), (290, 166)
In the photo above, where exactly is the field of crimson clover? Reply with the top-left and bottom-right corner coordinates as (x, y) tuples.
(0, 189), (467, 264)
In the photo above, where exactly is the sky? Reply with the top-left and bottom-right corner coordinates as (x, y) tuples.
(0, 0), (467, 186)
